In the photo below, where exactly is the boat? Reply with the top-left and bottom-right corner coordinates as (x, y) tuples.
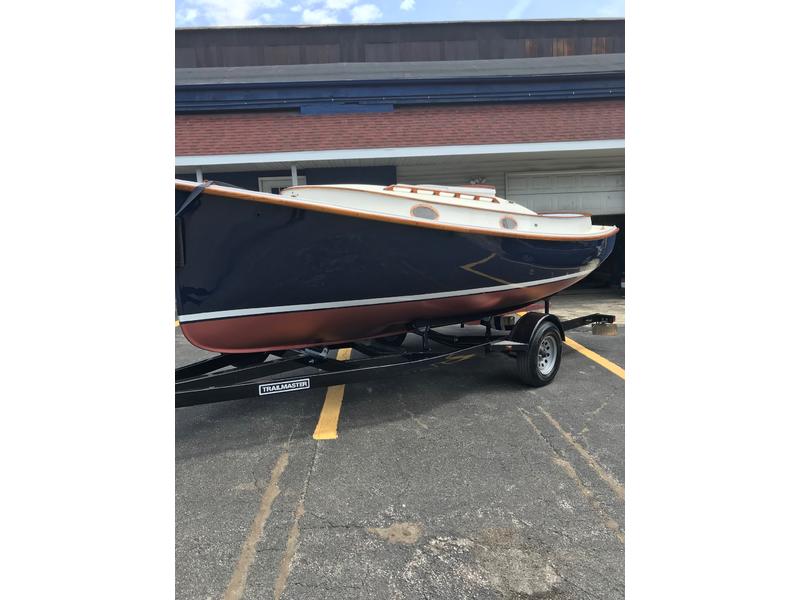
(175, 180), (618, 353)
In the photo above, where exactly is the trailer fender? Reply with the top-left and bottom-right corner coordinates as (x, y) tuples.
(510, 312), (565, 345)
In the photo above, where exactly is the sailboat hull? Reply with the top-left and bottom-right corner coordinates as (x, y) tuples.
(176, 186), (616, 353)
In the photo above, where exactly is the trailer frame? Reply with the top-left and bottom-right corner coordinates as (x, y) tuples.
(175, 309), (616, 408)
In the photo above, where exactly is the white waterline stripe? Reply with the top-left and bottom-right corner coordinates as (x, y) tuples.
(178, 270), (589, 323)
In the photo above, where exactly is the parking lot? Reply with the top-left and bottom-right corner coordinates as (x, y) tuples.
(176, 294), (624, 599)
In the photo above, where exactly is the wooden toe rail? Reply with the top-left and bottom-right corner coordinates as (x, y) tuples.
(385, 183), (500, 203)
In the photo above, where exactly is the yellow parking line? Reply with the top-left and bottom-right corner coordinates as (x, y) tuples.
(312, 348), (352, 440)
(564, 337), (625, 380)
(223, 451), (289, 600)
(175, 320), (179, 328)
(537, 406), (625, 502)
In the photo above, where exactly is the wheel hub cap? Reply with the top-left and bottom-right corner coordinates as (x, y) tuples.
(537, 336), (557, 375)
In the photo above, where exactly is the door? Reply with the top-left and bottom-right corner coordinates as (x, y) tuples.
(505, 170), (624, 215)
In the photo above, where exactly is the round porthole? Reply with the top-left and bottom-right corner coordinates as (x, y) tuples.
(411, 204), (438, 220)
(500, 216), (518, 230)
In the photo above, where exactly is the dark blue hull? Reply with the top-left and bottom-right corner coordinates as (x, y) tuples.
(176, 187), (616, 352)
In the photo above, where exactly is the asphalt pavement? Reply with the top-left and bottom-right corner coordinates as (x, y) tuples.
(176, 314), (625, 599)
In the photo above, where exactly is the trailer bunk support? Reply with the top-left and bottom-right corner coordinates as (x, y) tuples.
(176, 312), (616, 408)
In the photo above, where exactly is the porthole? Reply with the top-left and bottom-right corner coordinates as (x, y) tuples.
(411, 204), (439, 220)
(500, 216), (518, 230)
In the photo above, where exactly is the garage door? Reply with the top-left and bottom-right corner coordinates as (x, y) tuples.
(506, 170), (624, 215)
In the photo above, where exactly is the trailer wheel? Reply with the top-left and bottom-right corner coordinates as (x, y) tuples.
(517, 321), (562, 387)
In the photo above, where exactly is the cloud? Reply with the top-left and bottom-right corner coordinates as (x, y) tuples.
(325, 0), (357, 8)
(596, 1), (625, 17)
(176, 8), (200, 26)
(290, 3), (302, 11)
(178, 0), (282, 26)
(400, 0), (415, 10)
(506, 0), (531, 19)
(295, 0), (369, 24)
(302, 7), (339, 23)
(351, 3), (382, 22)
(293, 0), (355, 10)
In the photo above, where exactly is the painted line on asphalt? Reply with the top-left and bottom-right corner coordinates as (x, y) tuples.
(564, 336), (625, 380)
(273, 491), (305, 599)
(223, 451), (289, 600)
(518, 407), (624, 544)
(537, 406), (625, 502)
(551, 454), (624, 544)
(312, 347), (352, 440)
(175, 320), (179, 328)
(443, 353), (475, 364)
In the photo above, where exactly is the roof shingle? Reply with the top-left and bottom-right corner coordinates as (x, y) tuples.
(176, 100), (624, 156)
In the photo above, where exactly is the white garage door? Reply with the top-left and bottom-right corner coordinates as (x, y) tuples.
(506, 170), (624, 215)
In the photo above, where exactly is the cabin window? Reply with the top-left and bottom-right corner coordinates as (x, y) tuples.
(411, 204), (439, 220)
(500, 216), (518, 230)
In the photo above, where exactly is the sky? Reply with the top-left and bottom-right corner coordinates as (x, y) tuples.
(175, 0), (624, 28)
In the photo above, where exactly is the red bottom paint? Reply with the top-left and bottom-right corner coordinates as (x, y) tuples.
(179, 277), (586, 353)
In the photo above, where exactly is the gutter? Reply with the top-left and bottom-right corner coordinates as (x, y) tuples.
(176, 72), (624, 114)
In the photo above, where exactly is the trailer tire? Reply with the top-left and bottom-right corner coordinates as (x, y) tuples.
(517, 321), (562, 387)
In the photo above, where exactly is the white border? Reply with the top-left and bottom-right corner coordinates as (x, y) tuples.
(176, 139), (625, 168)
(258, 175), (307, 192)
(178, 269), (590, 323)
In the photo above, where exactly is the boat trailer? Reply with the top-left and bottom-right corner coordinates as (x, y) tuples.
(176, 308), (616, 408)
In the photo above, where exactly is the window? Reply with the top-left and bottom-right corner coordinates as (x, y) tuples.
(500, 216), (518, 230)
(411, 204), (439, 220)
(258, 176), (307, 195)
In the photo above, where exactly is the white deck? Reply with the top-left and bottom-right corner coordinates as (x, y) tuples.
(282, 183), (609, 236)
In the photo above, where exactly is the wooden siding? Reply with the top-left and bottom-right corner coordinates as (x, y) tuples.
(396, 152), (625, 200)
(176, 20), (624, 68)
(506, 170), (625, 215)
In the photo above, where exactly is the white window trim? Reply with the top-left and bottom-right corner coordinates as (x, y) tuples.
(175, 139), (625, 169)
(258, 175), (307, 194)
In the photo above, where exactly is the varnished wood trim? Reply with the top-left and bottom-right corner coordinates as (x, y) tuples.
(288, 184), (517, 214)
(288, 184), (604, 220)
(386, 183), (501, 203)
(175, 180), (618, 242)
(537, 211), (594, 217)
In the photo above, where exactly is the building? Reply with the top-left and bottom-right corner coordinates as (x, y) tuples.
(175, 19), (625, 286)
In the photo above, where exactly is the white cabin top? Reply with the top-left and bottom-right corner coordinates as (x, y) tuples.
(282, 183), (605, 237)
(175, 179), (617, 241)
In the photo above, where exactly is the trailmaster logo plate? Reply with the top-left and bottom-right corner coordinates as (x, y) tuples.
(258, 378), (311, 395)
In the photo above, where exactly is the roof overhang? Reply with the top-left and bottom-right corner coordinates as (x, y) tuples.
(175, 139), (624, 172)
(176, 54), (624, 114)
(177, 54), (624, 86)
